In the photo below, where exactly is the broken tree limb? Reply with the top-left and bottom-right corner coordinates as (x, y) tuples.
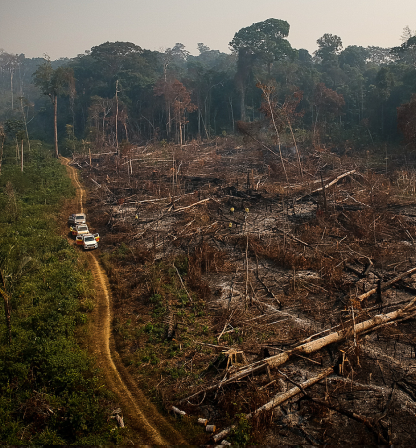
(179, 297), (416, 405)
(171, 197), (211, 214)
(172, 406), (187, 417)
(275, 228), (310, 247)
(357, 266), (416, 302)
(178, 362), (269, 404)
(309, 169), (356, 196)
(250, 367), (333, 418)
(255, 274), (282, 308)
(279, 369), (389, 444)
(173, 262), (193, 303)
(212, 367), (333, 443)
(306, 396), (389, 444)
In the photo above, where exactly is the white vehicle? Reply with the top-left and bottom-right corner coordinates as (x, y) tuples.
(81, 233), (99, 250)
(68, 213), (87, 225)
(71, 224), (89, 237)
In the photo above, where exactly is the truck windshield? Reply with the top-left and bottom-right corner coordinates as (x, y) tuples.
(84, 237), (94, 242)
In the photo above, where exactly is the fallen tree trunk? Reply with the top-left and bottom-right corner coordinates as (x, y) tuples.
(297, 170), (357, 202)
(212, 367), (333, 443)
(266, 296), (416, 368)
(178, 297), (416, 404)
(309, 170), (356, 196)
(357, 266), (416, 302)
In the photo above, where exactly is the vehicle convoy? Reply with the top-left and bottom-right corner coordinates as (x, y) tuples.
(69, 212), (100, 249)
(68, 213), (86, 225)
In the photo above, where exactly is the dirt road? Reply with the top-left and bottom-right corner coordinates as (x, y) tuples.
(61, 157), (184, 445)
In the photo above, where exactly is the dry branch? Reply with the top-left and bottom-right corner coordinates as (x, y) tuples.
(357, 266), (416, 301)
(309, 169), (356, 195)
(173, 262), (193, 303)
(212, 367), (333, 443)
(179, 297), (416, 404)
(171, 198), (211, 214)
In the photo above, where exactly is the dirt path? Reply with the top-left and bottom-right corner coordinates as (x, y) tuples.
(61, 157), (184, 445)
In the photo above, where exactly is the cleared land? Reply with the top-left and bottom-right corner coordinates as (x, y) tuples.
(73, 140), (416, 445)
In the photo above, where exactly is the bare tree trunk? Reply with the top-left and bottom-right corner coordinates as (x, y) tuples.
(11, 71), (14, 110)
(264, 91), (288, 183)
(213, 367), (333, 443)
(0, 128), (4, 175)
(54, 95), (58, 158)
(239, 85), (246, 121)
(229, 97), (235, 131)
(20, 97), (31, 153)
(21, 139), (23, 172)
(115, 80), (119, 151)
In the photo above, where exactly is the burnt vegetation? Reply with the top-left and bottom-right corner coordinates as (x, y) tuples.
(5, 19), (416, 445)
(72, 133), (416, 445)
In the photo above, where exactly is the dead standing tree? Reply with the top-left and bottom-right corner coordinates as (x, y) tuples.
(258, 83), (304, 177)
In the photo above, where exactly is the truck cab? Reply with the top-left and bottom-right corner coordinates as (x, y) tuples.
(81, 233), (99, 250)
(71, 224), (89, 237)
(68, 213), (87, 226)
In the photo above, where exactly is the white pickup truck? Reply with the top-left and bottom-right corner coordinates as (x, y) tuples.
(75, 233), (100, 249)
(68, 213), (86, 225)
(71, 224), (89, 237)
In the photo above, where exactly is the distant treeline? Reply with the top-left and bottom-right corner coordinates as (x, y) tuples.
(1, 20), (416, 151)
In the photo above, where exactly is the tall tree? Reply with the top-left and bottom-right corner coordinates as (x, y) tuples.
(313, 82), (345, 145)
(0, 51), (21, 110)
(33, 58), (74, 157)
(155, 79), (197, 145)
(397, 94), (416, 148)
(314, 33), (343, 65)
(230, 18), (294, 120)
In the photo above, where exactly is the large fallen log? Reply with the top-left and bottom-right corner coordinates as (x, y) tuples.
(266, 296), (416, 368)
(178, 297), (416, 404)
(212, 367), (333, 443)
(357, 266), (416, 302)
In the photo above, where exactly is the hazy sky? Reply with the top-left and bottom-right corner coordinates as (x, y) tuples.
(1, 0), (415, 59)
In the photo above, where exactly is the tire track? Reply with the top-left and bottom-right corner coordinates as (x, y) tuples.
(60, 157), (184, 445)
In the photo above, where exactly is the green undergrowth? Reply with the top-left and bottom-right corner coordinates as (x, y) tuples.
(0, 145), (123, 444)
(107, 252), (246, 394)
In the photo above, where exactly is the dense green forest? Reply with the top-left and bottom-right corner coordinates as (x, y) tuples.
(0, 143), (124, 444)
(1, 20), (416, 155)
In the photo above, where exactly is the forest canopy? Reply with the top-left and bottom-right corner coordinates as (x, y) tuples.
(1, 20), (416, 154)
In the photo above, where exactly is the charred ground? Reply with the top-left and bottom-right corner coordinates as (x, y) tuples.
(75, 138), (416, 445)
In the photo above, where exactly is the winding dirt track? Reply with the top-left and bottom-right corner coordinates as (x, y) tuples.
(61, 157), (184, 445)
